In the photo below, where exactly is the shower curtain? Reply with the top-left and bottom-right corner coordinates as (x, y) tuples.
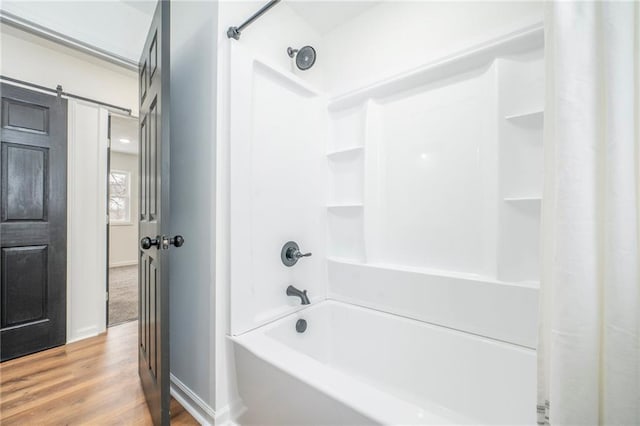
(538, 1), (640, 425)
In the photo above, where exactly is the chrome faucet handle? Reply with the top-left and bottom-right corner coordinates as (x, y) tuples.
(294, 250), (312, 259)
(281, 241), (311, 267)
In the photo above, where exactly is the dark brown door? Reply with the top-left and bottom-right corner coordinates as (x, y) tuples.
(0, 84), (67, 362)
(138, 1), (171, 425)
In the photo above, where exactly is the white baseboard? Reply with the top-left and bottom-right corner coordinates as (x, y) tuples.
(109, 260), (138, 268)
(214, 399), (246, 426)
(66, 325), (103, 344)
(170, 373), (216, 426)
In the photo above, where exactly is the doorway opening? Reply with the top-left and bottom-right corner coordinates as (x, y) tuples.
(107, 114), (139, 327)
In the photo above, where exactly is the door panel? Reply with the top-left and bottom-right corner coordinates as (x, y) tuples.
(3, 144), (47, 221)
(2, 246), (47, 325)
(2, 98), (49, 133)
(0, 84), (67, 361)
(138, 1), (170, 425)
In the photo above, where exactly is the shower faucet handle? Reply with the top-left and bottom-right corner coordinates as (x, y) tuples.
(281, 241), (312, 267)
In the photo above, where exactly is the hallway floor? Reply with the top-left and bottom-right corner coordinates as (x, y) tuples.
(0, 321), (198, 425)
(109, 265), (138, 326)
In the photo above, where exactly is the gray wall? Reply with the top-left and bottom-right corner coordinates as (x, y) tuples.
(169, 0), (218, 410)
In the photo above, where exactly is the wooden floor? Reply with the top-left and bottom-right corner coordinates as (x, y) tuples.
(0, 321), (198, 425)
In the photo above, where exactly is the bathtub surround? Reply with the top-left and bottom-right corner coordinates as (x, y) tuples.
(199, 2), (548, 424)
(220, 2), (544, 421)
(538, 2), (640, 424)
(328, 259), (538, 348)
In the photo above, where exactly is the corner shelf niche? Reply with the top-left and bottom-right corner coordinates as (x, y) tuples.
(503, 196), (541, 203)
(497, 53), (544, 284)
(327, 203), (363, 209)
(326, 105), (366, 262)
(327, 145), (364, 158)
(505, 110), (544, 125)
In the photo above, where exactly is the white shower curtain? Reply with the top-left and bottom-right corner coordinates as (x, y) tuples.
(538, 1), (640, 425)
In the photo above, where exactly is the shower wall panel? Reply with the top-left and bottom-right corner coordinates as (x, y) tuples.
(326, 26), (544, 347)
(229, 45), (327, 335)
(372, 69), (498, 275)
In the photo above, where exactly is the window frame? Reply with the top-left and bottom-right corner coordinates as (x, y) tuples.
(109, 169), (132, 225)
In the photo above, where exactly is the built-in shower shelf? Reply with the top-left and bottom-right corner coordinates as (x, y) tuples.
(326, 256), (365, 265)
(327, 203), (363, 209)
(327, 146), (364, 158)
(504, 109), (544, 124)
(503, 196), (542, 202)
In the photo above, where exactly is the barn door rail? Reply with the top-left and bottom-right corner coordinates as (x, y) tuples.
(0, 75), (132, 115)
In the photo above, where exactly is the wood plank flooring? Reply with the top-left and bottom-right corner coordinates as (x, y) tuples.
(0, 321), (198, 425)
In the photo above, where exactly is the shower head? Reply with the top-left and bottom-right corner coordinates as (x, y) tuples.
(287, 45), (316, 71)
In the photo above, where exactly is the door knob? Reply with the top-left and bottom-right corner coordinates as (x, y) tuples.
(170, 235), (185, 247)
(141, 236), (160, 250)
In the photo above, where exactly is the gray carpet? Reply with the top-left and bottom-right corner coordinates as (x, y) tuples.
(108, 265), (138, 326)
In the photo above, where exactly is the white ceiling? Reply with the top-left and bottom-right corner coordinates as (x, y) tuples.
(120, 0), (158, 16)
(286, 1), (381, 35)
(111, 115), (139, 155)
(0, 0), (381, 62)
(0, 1), (156, 63)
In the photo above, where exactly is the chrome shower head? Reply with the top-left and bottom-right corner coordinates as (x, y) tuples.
(287, 45), (316, 71)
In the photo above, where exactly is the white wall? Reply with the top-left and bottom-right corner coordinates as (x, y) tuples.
(109, 151), (139, 268)
(0, 24), (138, 114)
(169, 2), (218, 422)
(67, 101), (109, 343)
(322, 1), (543, 95)
(1, 25), (139, 343)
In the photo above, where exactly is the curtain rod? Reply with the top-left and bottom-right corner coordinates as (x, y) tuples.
(1, 75), (132, 115)
(227, 0), (281, 40)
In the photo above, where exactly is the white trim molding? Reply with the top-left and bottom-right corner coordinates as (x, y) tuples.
(213, 399), (246, 426)
(66, 100), (109, 343)
(108, 260), (139, 268)
(170, 374), (216, 426)
(66, 325), (104, 344)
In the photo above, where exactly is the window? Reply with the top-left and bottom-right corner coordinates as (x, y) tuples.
(109, 170), (131, 223)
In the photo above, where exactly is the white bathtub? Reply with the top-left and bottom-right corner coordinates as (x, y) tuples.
(231, 300), (536, 425)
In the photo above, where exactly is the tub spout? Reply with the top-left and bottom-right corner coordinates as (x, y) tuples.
(286, 285), (310, 305)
